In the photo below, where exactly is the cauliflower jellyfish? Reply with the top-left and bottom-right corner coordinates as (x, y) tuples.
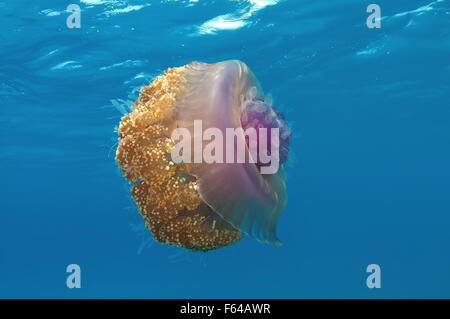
(116, 60), (291, 252)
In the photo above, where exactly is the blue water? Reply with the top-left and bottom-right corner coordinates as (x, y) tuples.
(1, 0), (449, 298)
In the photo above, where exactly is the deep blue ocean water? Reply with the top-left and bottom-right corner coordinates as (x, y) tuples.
(1, 0), (449, 298)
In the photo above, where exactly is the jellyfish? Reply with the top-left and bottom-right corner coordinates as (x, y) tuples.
(116, 60), (291, 252)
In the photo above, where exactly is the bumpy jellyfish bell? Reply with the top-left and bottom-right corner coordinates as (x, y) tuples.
(116, 60), (290, 251)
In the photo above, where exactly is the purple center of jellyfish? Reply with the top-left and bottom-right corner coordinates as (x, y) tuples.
(240, 99), (291, 168)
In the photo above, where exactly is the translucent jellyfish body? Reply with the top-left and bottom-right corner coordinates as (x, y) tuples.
(116, 60), (290, 251)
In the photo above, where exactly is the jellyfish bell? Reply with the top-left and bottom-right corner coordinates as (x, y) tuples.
(116, 60), (291, 251)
